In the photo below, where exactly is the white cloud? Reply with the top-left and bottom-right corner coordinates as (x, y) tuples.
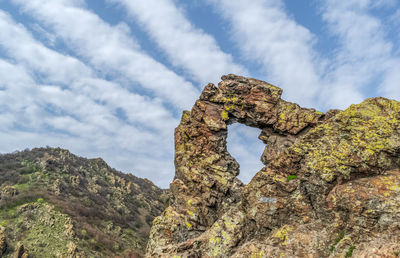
(12, 0), (200, 109)
(322, 0), (399, 106)
(110, 0), (247, 85)
(0, 10), (92, 85)
(208, 0), (399, 110)
(0, 10), (177, 130)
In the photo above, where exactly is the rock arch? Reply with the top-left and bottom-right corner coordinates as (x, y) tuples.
(147, 75), (400, 257)
(147, 75), (325, 253)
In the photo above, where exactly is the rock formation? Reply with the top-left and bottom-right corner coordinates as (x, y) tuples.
(147, 75), (400, 257)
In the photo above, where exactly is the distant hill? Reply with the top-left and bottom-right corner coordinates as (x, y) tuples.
(0, 147), (168, 257)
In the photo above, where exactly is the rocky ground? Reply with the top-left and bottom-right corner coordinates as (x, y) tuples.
(147, 74), (400, 257)
(0, 147), (168, 257)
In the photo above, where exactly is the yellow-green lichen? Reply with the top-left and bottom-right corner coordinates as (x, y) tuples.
(185, 221), (193, 229)
(250, 250), (264, 258)
(221, 110), (229, 121)
(274, 225), (293, 246)
(273, 175), (286, 183)
(292, 98), (400, 182)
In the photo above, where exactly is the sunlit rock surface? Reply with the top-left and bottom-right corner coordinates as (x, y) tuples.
(147, 74), (400, 257)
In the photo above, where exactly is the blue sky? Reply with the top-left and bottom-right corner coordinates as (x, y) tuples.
(0, 0), (399, 188)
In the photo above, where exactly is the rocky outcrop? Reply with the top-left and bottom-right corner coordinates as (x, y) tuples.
(0, 147), (168, 257)
(147, 75), (400, 257)
(0, 186), (18, 201)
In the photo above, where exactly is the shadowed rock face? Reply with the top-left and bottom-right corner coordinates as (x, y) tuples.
(147, 75), (400, 257)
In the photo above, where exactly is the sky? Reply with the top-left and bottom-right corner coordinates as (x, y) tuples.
(0, 0), (399, 188)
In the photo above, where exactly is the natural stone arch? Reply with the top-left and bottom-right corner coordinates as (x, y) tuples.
(147, 75), (400, 257)
(147, 75), (325, 253)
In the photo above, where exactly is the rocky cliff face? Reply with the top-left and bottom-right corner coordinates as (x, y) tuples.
(0, 147), (168, 257)
(147, 75), (400, 257)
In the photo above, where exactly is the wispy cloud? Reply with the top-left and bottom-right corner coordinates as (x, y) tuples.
(12, 0), (200, 109)
(208, 0), (399, 109)
(110, 0), (247, 85)
(0, 10), (177, 130)
(322, 0), (400, 104)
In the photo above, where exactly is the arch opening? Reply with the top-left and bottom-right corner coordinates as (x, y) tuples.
(226, 123), (266, 184)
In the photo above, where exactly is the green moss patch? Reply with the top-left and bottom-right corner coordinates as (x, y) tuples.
(286, 175), (297, 182)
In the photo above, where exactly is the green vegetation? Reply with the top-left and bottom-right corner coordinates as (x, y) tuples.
(0, 147), (168, 257)
(345, 245), (355, 257)
(394, 251), (399, 257)
(329, 230), (345, 252)
(286, 175), (297, 182)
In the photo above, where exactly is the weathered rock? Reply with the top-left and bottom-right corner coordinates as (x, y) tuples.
(147, 75), (400, 257)
(14, 244), (29, 258)
(0, 226), (6, 256)
(0, 186), (18, 200)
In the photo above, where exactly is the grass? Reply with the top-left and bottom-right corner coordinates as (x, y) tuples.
(14, 183), (31, 192)
(286, 175), (297, 182)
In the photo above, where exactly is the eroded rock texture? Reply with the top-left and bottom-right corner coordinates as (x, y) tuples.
(147, 75), (400, 257)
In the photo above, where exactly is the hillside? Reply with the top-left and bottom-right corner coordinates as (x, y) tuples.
(0, 147), (168, 257)
(147, 74), (400, 257)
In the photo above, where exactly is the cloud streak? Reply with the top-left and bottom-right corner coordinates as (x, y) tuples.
(12, 0), (200, 109)
(111, 0), (247, 85)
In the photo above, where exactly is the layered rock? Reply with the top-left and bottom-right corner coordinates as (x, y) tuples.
(147, 75), (400, 257)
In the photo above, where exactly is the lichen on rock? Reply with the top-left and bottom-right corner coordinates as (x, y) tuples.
(147, 74), (400, 257)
